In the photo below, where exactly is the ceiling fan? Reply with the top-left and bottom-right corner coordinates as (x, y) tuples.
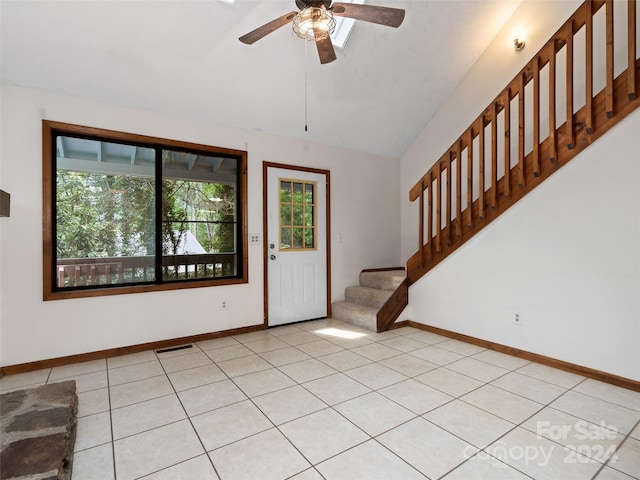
(239, 1), (405, 64)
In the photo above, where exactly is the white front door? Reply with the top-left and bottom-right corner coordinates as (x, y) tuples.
(266, 165), (328, 326)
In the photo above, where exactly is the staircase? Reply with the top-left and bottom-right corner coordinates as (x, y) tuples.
(337, 1), (639, 333)
(332, 269), (408, 332)
(407, 0), (640, 285)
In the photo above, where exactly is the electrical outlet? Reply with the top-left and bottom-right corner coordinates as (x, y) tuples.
(220, 299), (229, 311)
(513, 313), (522, 326)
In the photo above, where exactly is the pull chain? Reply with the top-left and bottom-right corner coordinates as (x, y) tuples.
(304, 39), (308, 132)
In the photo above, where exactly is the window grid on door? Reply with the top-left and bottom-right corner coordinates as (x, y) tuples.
(279, 179), (316, 251)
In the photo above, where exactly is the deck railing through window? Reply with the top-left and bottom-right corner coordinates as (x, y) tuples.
(407, 0), (639, 284)
(56, 253), (236, 288)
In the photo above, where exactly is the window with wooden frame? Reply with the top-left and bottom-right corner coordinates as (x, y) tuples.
(42, 121), (248, 300)
(279, 179), (316, 251)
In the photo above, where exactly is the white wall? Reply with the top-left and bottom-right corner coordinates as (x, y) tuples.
(0, 84), (400, 367)
(400, 0), (640, 381)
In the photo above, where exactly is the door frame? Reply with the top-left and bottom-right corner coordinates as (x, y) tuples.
(262, 161), (331, 327)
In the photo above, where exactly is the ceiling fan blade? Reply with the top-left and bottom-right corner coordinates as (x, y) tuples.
(239, 11), (298, 44)
(314, 33), (337, 64)
(331, 3), (405, 28)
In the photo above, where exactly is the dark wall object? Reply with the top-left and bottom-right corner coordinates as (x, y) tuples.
(0, 190), (10, 217)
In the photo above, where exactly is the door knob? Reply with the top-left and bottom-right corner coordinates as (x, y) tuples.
(270, 254), (277, 260)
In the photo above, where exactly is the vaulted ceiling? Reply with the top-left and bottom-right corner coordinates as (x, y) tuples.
(0, 0), (522, 157)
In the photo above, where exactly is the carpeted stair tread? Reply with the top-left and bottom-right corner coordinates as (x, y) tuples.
(359, 270), (406, 291)
(331, 301), (377, 331)
(345, 285), (393, 309)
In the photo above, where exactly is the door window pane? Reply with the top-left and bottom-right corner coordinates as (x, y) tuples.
(293, 205), (304, 226)
(279, 179), (317, 250)
(280, 227), (292, 249)
(280, 204), (291, 224)
(304, 184), (314, 204)
(305, 206), (314, 226)
(280, 181), (291, 202)
(292, 182), (303, 203)
(304, 229), (315, 249)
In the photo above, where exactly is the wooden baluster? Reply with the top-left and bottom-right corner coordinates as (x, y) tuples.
(605, 0), (614, 117)
(74, 266), (81, 287)
(549, 42), (558, 163)
(419, 178), (425, 267)
(518, 72), (526, 186)
(628, 0), (637, 100)
(446, 153), (452, 246)
(478, 119), (486, 220)
(105, 264), (111, 285)
(585, 1), (594, 133)
(57, 266), (65, 288)
(436, 162), (442, 253)
(491, 103), (498, 208)
(533, 57), (541, 177)
(504, 90), (511, 198)
(466, 129), (474, 229)
(427, 170), (433, 259)
(455, 142), (462, 237)
(566, 21), (575, 149)
(90, 265), (96, 285)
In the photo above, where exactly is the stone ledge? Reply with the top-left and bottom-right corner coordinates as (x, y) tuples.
(0, 381), (77, 480)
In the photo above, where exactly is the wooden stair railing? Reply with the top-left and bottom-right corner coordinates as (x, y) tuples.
(408, 0), (640, 284)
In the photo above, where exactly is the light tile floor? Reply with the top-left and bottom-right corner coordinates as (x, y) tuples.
(2, 319), (639, 480)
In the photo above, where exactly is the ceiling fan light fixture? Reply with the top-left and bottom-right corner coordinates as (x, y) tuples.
(293, 6), (336, 41)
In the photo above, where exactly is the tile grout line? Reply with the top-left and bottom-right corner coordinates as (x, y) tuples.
(233, 328), (359, 474)
(403, 364), (535, 479)
(388, 349), (572, 479)
(275, 331), (468, 477)
(104, 362), (117, 480)
(275, 333), (634, 479)
(64, 322), (640, 480)
(442, 373), (612, 479)
(208, 344), (319, 478)
(91, 329), (553, 475)
(293, 326), (437, 476)
(156, 343), (224, 480)
(194, 334), (345, 478)
(213, 325), (425, 476)
(437, 448), (537, 480)
(364, 352), (538, 478)
(591, 417), (640, 480)
(569, 376), (640, 412)
(560, 376), (636, 436)
(95, 343), (225, 478)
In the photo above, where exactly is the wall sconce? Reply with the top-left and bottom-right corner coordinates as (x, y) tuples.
(0, 190), (10, 217)
(513, 35), (525, 51)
